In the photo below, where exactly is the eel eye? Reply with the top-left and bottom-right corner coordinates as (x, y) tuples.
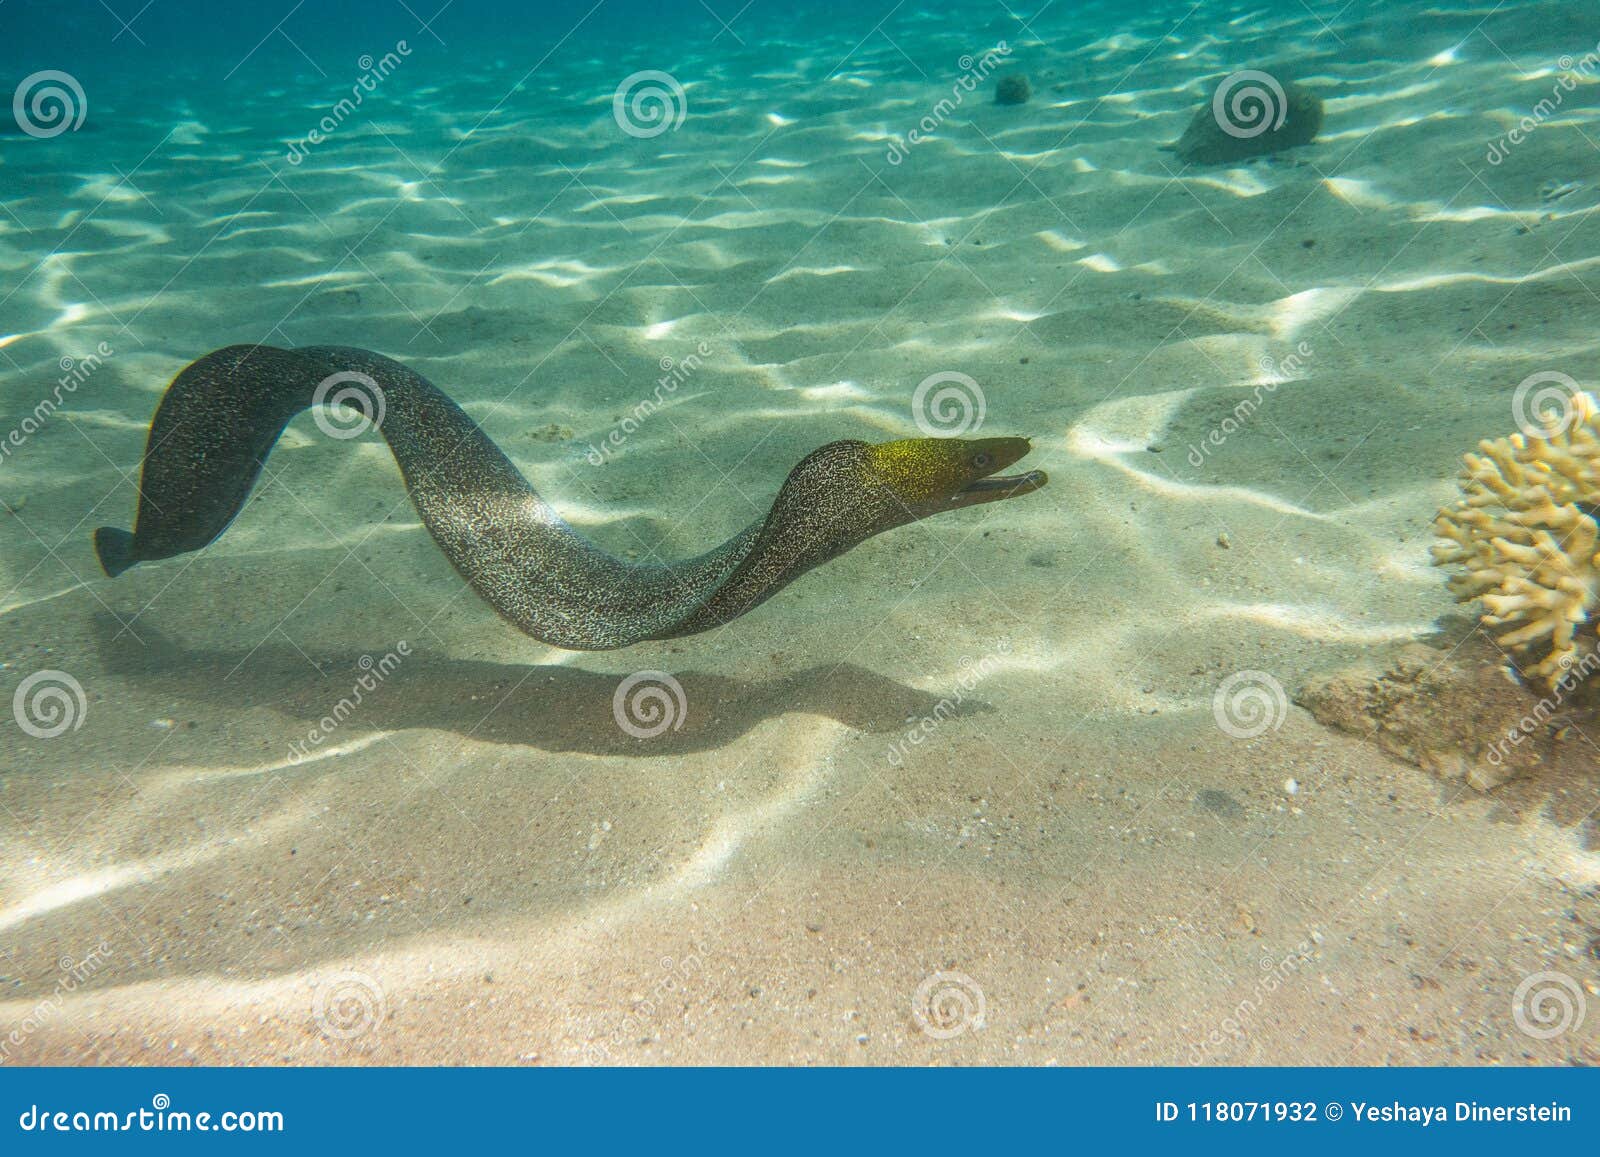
(972, 452), (994, 470)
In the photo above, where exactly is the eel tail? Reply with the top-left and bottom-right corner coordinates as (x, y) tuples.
(93, 527), (139, 577)
(94, 343), (504, 576)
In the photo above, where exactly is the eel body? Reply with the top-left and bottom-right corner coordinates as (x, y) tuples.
(96, 345), (1046, 649)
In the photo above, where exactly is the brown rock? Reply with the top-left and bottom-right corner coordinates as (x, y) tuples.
(1168, 72), (1322, 165)
(1294, 639), (1592, 791)
(995, 74), (1031, 106)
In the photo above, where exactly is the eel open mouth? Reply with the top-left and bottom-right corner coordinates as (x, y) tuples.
(961, 468), (1048, 496)
(944, 436), (1048, 511)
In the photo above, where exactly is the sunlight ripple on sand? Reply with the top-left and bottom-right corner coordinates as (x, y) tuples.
(0, 810), (301, 936)
(1202, 602), (1431, 643)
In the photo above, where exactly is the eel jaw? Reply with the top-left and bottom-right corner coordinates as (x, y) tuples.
(910, 437), (1049, 516)
(947, 436), (1047, 512)
(945, 466), (1048, 510)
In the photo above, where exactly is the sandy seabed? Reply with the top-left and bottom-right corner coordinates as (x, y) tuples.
(1, 0), (1598, 1064)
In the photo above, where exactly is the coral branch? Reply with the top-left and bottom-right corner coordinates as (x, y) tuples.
(1433, 391), (1600, 688)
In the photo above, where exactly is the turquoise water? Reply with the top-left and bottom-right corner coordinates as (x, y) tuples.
(1, 0), (1597, 1065)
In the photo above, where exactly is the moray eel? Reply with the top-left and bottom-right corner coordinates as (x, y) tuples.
(94, 345), (1046, 649)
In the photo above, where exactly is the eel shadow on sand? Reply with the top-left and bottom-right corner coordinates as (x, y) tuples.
(92, 615), (993, 759)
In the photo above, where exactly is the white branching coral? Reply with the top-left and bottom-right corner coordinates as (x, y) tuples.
(1433, 391), (1600, 688)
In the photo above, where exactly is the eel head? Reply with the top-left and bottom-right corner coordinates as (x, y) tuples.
(669, 436), (1048, 634)
(861, 436), (1047, 520)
